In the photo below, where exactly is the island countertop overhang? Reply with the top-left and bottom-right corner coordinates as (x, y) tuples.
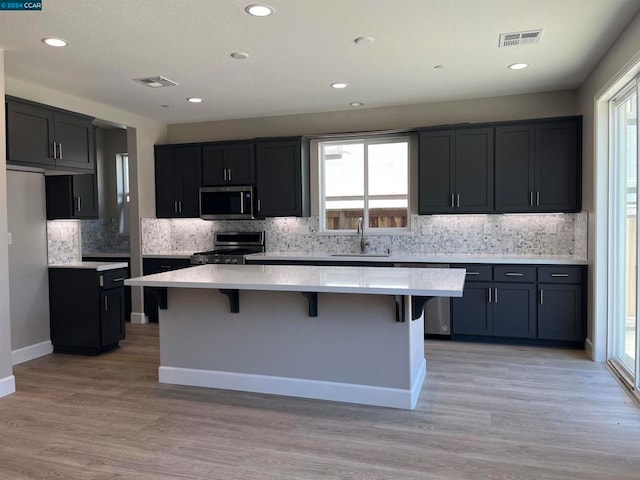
(125, 264), (466, 297)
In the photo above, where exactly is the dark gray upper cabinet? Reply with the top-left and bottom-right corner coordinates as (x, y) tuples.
(419, 127), (494, 214)
(154, 145), (202, 218)
(495, 117), (581, 212)
(202, 141), (255, 186)
(255, 137), (310, 217)
(45, 174), (98, 220)
(6, 96), (95, 173)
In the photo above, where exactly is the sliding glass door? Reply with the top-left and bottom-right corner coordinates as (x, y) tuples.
(610, 81), (640, 386)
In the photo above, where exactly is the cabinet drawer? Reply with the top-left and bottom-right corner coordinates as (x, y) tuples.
(493, 265), (536, 283)
(143, 258), (191, 274)
(537, 266), (583, 284)
(458, 264), (492, 282)
(99, 268), (128, 289)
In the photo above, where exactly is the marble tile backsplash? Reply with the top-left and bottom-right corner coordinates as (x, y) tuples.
(141, 212), (587, 258)
(81, 219), (130, 254)
(47, 220), (82, 264)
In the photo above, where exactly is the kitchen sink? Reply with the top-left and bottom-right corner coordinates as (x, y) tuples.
(330, 253), (390, 257)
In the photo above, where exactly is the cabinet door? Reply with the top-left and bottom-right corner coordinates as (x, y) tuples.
(256, 140), (305, 217)
(227, 143), (255, 184)
(492, 283), (536, 338)
(534, 121), (579, 212)
(418, 131), (455, 213)
(155, 148), (178, 217)
(100, 289), (125, 347)
(174, 146), (202, 217)
(201, 146), (227, 185)
(451, 282), (492, 335)
(6, 100), (55, 166)
(455, 128), (494, 212)
(54, 112), (95, 172)
(72, 174), (98, 218)
(538, 284), (584, 341)
(495, 125), (535, 212)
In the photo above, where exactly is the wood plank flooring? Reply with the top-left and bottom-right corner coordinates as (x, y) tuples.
(1, 324), (639, 479)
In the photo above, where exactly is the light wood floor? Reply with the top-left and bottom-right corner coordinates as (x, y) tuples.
(2, 324), (640, 480)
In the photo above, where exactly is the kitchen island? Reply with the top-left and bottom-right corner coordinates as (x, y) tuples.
(126, 264), (465, 409)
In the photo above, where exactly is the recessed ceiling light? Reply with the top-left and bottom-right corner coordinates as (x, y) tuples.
(245, 4), (273, 16)
(354, 36), (374, 46)
(42, 37), (68, 47)
(434, 65), (445, 70)
(231, 52), (250, 60)
(330, 82), (348, 89)
(350, 102), (364, 107)
(508, 62), (529, 70)
(187, 97), (203, 103)
(161, 105), (169, 108)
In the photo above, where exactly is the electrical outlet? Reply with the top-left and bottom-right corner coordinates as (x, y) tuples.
(483, 224), (492, 234)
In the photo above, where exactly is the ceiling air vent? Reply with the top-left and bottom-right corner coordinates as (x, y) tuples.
(499, 30), (542, 48)
(133, 76), (178, 88)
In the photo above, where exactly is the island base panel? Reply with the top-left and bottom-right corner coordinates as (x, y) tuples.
(158, 289), (426, 409)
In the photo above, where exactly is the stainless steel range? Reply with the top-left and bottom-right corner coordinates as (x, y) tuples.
(190, 231), (265, 265)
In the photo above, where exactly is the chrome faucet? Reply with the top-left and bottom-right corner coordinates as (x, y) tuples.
(357, 217), (369, 253)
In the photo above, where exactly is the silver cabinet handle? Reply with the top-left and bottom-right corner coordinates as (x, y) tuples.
(76, 196), (81, 212)
(52, 142), (58, 159)
(58, 142), (63, 160)
(228, 169), (232, 182)
(178, 201), (182, 213)
(224, 168), (228, 181)
(450, 194), (454, 208)
(99, 275), (104, 287)
(112, 277), (126, 282)
(494, 288), (498, 303)
(540, 289), (544, 305)
(530, 191), (534, 206)
(551, 273), (569, 277)
(488, 288), (492, 303)
(536, 191), (540, 206)
(104, 296), (108, 311)
(257, 199), (261, 211)
(506, 272), (523, 277)
(456, 193), (460, 208)
(174, 201), (178, 213)
(466, 272), (479, 276)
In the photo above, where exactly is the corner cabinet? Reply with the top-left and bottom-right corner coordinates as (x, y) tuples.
(154, 145), (202, 218)
(495, 118), (581, 213)
(49, 266), (127, 355)
(202, 141), (255, 186)
(6, 96), (95, 173)
(45, 174), (98, 220)
(418, 127), (494, 214)
(255, 137), (310, 217)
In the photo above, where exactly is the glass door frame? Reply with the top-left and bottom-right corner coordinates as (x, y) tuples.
(608, 77), (640, 396)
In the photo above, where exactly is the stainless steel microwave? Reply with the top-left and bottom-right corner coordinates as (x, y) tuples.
(199, 186), (254, 220)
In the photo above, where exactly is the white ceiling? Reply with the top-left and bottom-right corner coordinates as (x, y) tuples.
(0, 0), (639, 125)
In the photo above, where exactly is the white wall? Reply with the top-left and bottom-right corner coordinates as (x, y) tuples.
(0, 49), (16, 395)
(577, 9), (640, 361)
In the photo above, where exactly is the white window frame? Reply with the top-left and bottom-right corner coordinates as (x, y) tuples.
(318, 135), (410, 234)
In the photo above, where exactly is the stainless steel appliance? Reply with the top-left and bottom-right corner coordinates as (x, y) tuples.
(190, 231), (265, 265)
(199, 186), (254, 220)
(394, 263), (451, 338)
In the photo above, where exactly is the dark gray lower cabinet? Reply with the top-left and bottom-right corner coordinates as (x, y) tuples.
(452, 264), (585, 346)
(49, 267), (127, 355)
(538, 284), (584, 341)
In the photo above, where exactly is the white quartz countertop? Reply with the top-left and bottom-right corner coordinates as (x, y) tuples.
(125, 264), (466, 297)
(246, 252), (588, 265)
(49, 261), (129, 271)
(142, 251), (194, 259)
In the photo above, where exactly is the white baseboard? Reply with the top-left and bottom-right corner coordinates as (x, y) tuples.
(130, 312), (148, 324)
(12, 340), (53, 365)
(0, 375), (16, 398)
(585, 338), (594, 361)
(160, 359), (427, 410)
